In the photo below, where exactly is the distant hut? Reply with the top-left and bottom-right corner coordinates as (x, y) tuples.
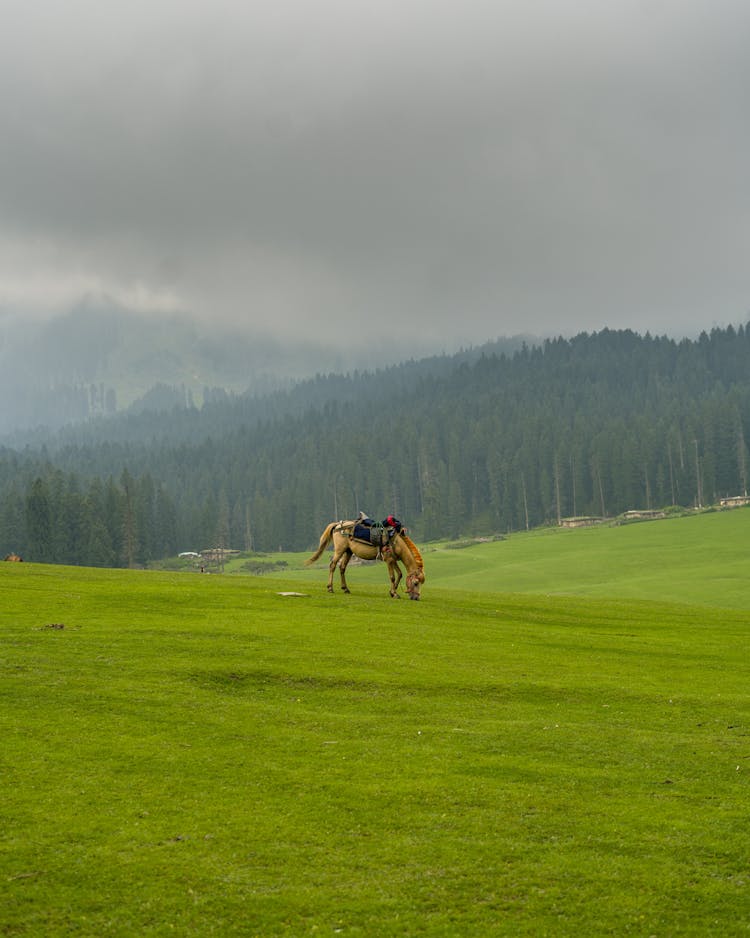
(720, 495), (750, 508)
(560, 517), (604, 529)
(621, 509), (666, 522)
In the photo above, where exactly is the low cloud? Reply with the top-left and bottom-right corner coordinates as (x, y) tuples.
(1, 0), (749, 347)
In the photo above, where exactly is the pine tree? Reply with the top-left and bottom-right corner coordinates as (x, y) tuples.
(121, 469), (137, 568)
(84, 478), (115, 567)
(0, 486), (26, 557)
(25, 478), (53, 563)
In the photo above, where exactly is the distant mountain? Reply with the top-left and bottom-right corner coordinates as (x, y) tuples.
(0, 301), (352, 434)
(4, 325), (750, 560)
(0, 299), (536, 438)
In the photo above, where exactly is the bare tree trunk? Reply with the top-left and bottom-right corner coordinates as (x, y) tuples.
(521, 473), (530, 531)
(570, 454), (577, 517)
(244, 504), (254, 552)
(593, 461), (606, 518)
(693, 439), (703, 508)
(738, 422), (748, 496)
(668, 443), (676, 505)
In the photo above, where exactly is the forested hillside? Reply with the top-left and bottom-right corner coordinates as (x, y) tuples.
(0, 302), (366, 435)
(3, 326), (750, 564)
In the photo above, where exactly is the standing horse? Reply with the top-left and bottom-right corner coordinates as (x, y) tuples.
(306, 520), (425, 599)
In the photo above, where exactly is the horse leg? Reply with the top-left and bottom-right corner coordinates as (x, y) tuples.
(388, 560), (402, 598)
(339, 549), (353, 593)
(327, 549), (344, 592)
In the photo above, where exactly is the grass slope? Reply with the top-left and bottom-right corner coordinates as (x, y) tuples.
(278, 508), (750, 610)
(2, 561), (749, 935)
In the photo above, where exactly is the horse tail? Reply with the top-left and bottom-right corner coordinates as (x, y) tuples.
(399, 534), (425, 580)
(305, 522), (339, 565)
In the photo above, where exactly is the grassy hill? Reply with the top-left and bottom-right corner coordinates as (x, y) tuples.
(421, 507), (750, 608)
(232, 507), (750, 609)
(3, 512), (749, 935)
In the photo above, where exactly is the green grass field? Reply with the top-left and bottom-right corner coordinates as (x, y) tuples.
(421, 508), (750, 608)
(239, 507), (750, 609)
(2, 512), (750, 935)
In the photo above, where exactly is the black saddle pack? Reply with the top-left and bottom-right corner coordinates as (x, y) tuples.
(352, 522), (391, 548)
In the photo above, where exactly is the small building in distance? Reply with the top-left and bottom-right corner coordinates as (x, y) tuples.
(621, 509), (667, 522)
(719, 495), (750, 508)
(560, 516), (604, 529)
(200, 547), (241, 572)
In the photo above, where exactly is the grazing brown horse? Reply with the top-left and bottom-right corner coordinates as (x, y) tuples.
(4, 553), (23, 562)
(306, 520), (425, 599)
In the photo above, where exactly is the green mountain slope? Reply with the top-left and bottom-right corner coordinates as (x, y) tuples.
(4, 325), (750, 558)
(419, 507), (750, 608)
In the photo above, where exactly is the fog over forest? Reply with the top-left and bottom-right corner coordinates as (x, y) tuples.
(0, 302), (539, 437)
(4, 323), (750, 564)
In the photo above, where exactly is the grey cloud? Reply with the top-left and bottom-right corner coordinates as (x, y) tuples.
(1, 0), (750, 348)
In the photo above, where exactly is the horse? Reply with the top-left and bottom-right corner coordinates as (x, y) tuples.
(306, 520), (425, 599)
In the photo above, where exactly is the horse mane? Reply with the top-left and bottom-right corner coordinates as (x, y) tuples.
(399, 533), (423, 569)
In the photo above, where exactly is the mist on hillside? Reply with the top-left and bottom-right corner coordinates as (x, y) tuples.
(0, 300), (505, 437)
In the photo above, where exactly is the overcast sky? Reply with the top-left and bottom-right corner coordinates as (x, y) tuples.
(1, 0), (749, 351)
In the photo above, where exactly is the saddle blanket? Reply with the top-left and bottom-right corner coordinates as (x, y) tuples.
(353, 523), (376, 544)
(352, 523), (390, 546)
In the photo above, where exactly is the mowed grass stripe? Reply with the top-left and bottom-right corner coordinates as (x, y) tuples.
(1, 562), (749, 936)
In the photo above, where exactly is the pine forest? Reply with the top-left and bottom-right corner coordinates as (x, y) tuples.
(3, 326), (750, 565)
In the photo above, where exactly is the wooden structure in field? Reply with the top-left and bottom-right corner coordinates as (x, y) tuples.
(719, 495), (750, 508)
(559, 516), (604, 529)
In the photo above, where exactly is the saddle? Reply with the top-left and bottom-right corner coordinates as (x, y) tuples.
(352, 522), (390, 548)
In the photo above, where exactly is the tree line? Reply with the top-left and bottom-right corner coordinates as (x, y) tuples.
(1, 469), (177, 567)
(3, 326), (750, 564)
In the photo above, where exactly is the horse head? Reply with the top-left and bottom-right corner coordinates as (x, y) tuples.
(405, 569), (423, 600)
(395, 532), (424, 600)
